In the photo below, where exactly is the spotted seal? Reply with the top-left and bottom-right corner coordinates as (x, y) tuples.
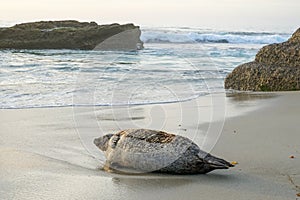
(94, 129), (233, 174)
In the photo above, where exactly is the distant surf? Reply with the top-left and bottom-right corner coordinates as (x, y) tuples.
(141, 27), (290, 44)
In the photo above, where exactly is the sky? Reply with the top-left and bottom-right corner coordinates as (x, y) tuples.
(1, 0), (300, 31)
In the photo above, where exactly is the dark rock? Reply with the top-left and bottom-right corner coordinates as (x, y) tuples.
(0, 20), (144, 50)
(225, 28), (300, 91)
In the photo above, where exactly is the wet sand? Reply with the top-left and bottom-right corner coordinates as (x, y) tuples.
(0, 92), (299, 199)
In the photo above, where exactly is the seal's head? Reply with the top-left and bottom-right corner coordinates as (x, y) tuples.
(94, 134), (113, 151)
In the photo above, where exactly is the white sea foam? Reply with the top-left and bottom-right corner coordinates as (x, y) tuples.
(141, 28), (291, 44)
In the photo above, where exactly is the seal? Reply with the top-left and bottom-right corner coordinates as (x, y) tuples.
(94, 129), (234, 174)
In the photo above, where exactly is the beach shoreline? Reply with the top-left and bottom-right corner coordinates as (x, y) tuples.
(0, 91), (299, 199)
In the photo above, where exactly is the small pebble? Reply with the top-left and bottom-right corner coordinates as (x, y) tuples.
(290, 155), (295, 159)
(297, 193), (300, 197)
(231, 161), (238, 165)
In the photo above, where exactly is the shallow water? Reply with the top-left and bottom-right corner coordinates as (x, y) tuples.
(0, 27), (292, 109)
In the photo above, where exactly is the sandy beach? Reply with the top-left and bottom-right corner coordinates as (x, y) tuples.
(0, 92), (299, 200)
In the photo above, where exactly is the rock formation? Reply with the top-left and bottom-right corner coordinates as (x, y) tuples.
(225, 28), (300, 91)
(0, 20), (143, 50)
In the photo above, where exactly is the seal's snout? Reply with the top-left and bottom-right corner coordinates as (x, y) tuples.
(93, 137), (101, 147)
(93, 134), (113, 152)
(93, 137), (106, 151)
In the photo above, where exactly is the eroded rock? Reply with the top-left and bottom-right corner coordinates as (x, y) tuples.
(0, 20), (143, 50)
(225, 28), (300, 91)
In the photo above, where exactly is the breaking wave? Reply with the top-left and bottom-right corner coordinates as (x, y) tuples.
(141, 28), (291, 44)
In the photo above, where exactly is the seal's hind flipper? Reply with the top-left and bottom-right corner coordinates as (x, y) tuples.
(205, 154), (234, 169)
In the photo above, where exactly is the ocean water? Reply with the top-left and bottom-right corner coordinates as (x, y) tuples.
(0, 26), (292, 109)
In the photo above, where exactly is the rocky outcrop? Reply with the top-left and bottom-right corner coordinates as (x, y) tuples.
(225, 28), (300, 91)
(0, 20), (143, 50)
